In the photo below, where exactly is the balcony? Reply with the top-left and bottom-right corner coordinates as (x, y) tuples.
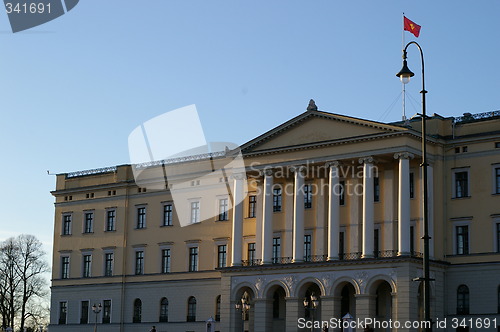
(239, 251), (424, 267)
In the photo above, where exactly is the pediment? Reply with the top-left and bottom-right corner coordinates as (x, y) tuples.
(241, 110), (405, 153)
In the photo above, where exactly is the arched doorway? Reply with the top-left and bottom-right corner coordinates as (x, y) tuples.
(369, 280), (393, 332)
(234, 287), (255, 332)
(341, 283), (356, 318)
(266, 285), (287, 332)
(298, 282), (322, 331)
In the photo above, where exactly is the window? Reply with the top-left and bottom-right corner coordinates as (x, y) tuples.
(104, 253), (113, 276)
(248, 243), (256, 263)
(304, 184), (312, 209)
(273, 187), (282, 212)
(248, 195), (256, 218)
(456, 225), (469, 255)
(215, 295), (221, 321)
(84, 212), (93, 233)
(80, 301), (89, 324)
(83, 254), (92, 278)
(189, 247), (198, 272)
(160, 297), (168, 322)
(496, 142), (500, 149)
(59, 301), (67, 324)
(217, 245), (227, 268)
(61, 256), (70, 279)
(135, 251), (144, 275)
(161, 249), (171, 273)
(304, 234), (312, 261)
(339, 232), (345, 259)
(62, 214), (72, 235)
(374, 177), (380, 202)
(106, 210), (116, 231)
(374, 229), (380, 257)
(457, 285), (469, 314)
(495, 167), (500, 194)
(136, 207), (146, 229)
(339, 181), (345, 206)
(454, 170), (469, 198)
(187, 296), (196, 322)
(218, 198), (228, 221)
(272, 237), (281, 264)
(497, 223), (500, 253)
(102, 300), (111, 324)
(409, 173), (415, 199)
(163, 203), (173, 226)
(190, 201), (200, 224)
(410, 226), (415, 254)
(133, 299), (142, 323)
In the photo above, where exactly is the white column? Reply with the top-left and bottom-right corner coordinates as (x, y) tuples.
(383, 169), (395, 252)
(261, 169), (274, 264)
(292, 166), (305, 263)
(360, 157), (374, 258)
(255, 179), (263, 261)
(231, 173), (245, 266)
(315, 178), (326, 256)
(394, 152), (414, 256)
(327, 161), (340, 260)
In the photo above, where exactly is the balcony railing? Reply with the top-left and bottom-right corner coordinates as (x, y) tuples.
(238, 250), (424, 268)
(454, 110), (500, 123)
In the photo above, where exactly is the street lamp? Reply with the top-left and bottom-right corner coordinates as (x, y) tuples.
(92, 303), (102, 332)
(396, 41), (433, 332)
(303, 292), (319, 332)
(235, 291), (251, 332)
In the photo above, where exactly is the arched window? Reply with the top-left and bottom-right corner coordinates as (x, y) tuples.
(215, 295), (221, 321)
(133, 299), (142, 323)
(457, 285), (469, 315)
(187, 296), (196, 322)
(159, 297), (168, 322)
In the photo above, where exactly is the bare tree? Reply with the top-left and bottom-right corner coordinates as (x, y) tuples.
(0, 235), (49, 331)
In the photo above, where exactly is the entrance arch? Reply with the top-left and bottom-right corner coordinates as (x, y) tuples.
(234, 286), (255, 332)
(265, 284), (287, 332)
(297, 281), (323, 330)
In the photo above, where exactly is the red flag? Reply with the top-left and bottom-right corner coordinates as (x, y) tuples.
(404, 16), (421, 37)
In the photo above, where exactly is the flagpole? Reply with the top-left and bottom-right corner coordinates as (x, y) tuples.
(402, 12), (407, 122)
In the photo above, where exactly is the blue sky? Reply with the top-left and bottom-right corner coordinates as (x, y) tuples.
(1, 0), (499, 263)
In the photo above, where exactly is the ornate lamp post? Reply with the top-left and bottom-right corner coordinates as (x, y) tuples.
(303, 292), (319, 332)
(235, 291), (251, 332)
(396, 41), (433, 332)
(92, 303), (102, 332)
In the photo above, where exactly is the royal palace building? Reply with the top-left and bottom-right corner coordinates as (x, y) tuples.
(49, 103), (500, 331)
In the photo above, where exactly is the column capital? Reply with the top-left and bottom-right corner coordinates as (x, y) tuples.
(231, 173), (247, 181)
(358, 156), (374, 164)
(393, 152), (415, 160)
(325, 160), (341, 168)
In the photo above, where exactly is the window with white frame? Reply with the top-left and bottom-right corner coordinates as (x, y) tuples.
(247, 242), (256, 263)
(163, 203), (173, 226)
(83, 212), (94, 233)
(59, 301), (67, 324)
(248, 195), (256, 218)
(304, 234), (312, 261)
(82, 254), (92, 278)
(304, 184), (312, 209)
(217, 244), (227, 268)
(273, 187), (282, 212)
(106, 209), (116, 231)
(272, 237), (281, 263)
(452, 168), (470, 198)
(454, 224), (470, 255)
(135, 250), (144, 275)
(136, 206), (146, 229)
(61, 256), (70, 279)
(190, 201), (200, 224)
(104, 252), (114, 276)
(189, 247), (198, 272)
(494, 165), (500, 194)
(218, 198), (228, 221)
(161, 248), (171, 273)
(102, 300), (111, 324)
(80, 300), (89, 324)
(62, 214), (72, 235)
